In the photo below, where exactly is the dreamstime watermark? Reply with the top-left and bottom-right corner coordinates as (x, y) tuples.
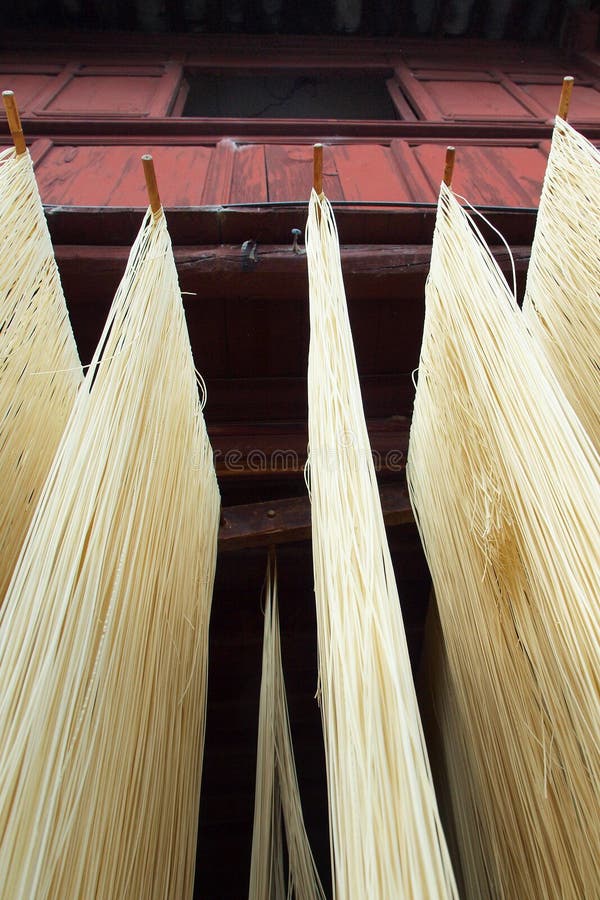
(211, 429), (404, 474)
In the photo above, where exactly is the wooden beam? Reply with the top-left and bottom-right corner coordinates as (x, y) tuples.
(45, 205), (539, 248)
(218, 482), (414, 551)
(54, 242), (533, 303)
(14, 114), (593, 141)
(209, 419), (409, 480)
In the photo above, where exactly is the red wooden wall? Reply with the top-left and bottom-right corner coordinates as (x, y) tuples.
(2, 34), (600, 209)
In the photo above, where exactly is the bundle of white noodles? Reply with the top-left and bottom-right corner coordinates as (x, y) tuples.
(0, 204), (220, 899)
(305, 190), (458, 899)
(0, 144), (82, 604)
(249, 552), (326, 900)
(407, 181), (600, 899)
(419, 598), (488, 900)
(523, 116), (600, 448)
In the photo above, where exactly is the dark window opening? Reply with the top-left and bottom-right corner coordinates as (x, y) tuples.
(182, 73), (398, 119)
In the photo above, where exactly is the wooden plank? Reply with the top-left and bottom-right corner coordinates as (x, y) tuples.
(55, 244), (229, 373)
(46, 206), (222, 246)
(147, 62), (184, 116)
(224, 292), (308, 378)
(201, 138), (236, 205)
(265, 143), (312, 201)
(209, 418), (409, 480)
(385, 77), (417, 121)
(229, 144), (268, 203)
(389, 140), (437, 201)
(394, 59), (441, 120)
(202, 374), (417, 422)
(331, 144), (412, 202)
(374, 295), (423, 375)
(423, 79), (533, 120)
(36, 144), (212, 206)
(54, 242), (532, 298)
(45, 205), (536, 249)
(18, 115), (600, 141)
(29, 132), (554, 215)
(170, 80), (189, 117)
(413, 143), (548, 206)
(218, 482), (414, 550)
(265, 143), (343, 201)
(40, 68), (172, 117)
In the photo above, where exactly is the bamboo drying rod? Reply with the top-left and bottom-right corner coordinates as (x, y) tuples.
(443, 146), (456, 188)
(558, 76), (574, 121)
(313, 143), (323, 197)
(2, 91), (26, 156)
(142, 154), (162, 216)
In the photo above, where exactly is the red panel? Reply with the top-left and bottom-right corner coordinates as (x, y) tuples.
(393, 60), (600, 124)
(201, 139), (236, 205)
(331, 144), (412, 202)
(413, 143), (547, 206)
(30, 64), (182, 118)
(0, 74), (55, 110)
(36, 144), (212, 206)
(520, 83), (600, 120)
(45, 75), (162, 115)
(31, 138), (551, 209)
(230, 145), (268, 203)
(265, 145), (343, 201)
(389, 140), (437, 202)
(424, 80), (531, 119)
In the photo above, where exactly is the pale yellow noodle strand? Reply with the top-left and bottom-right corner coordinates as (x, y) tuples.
(249, 554), (327, 900)
(523, 116), (600, 448)
(0, 207), (219, 899)
(0, 146), (82, 604)
(407, 182), (600, 899)
(249, 553), (287, 900)
(305, 191), (458, 900)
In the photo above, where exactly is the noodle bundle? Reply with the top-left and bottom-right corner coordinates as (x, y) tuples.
(523, 116), (600, 447)
(249, 552), (326, 900)
(408, 182), (600, 898)
(305, 190), (458, 899)
(0, 142), (82, 604)
(0, 202), (219, 898)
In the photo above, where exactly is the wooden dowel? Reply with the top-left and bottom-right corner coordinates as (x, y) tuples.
(558, 76), (574, 121)
(443, 146), (456, 188)
(141, 154), (161, 215)
(2, 91), (26, 156)
(313, 143), (323, 196)
(218, 484), (413, 551)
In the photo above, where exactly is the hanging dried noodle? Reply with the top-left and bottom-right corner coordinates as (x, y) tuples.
(305, 190), (458, 899)
(0, 205), (220, 898)
(407, 182), (600, 899)
(523, 116), (600, 448)
(419, 597), (490, 900)
(249, 552), (327, 900)
(0, 145), (82, 604)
